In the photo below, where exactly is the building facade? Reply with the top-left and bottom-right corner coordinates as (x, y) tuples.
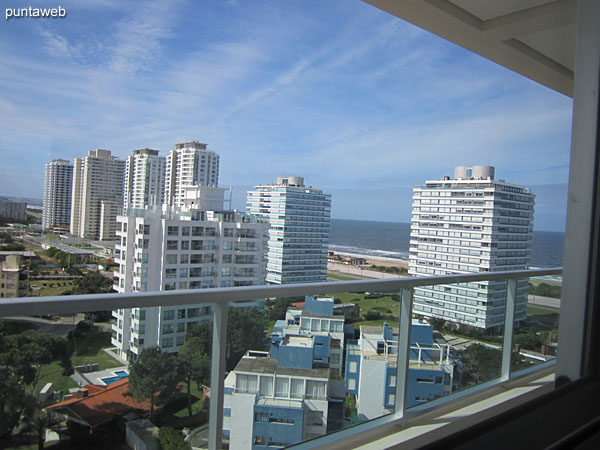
(0, 255), (28, 298)
(42, 159), (73, 232)
(345, 321), (455, 420)
(270, 296), (346, 376)
(70, 149), (125, 241)
(246, 177), (331, 284)
(124, 149), (166, 210)
(224, 351), (333, 450)
(111, 186), (268, 360)
(0, 198), (27, 222)
(164, 141), (219, 207)
(409, 166), (535, 329)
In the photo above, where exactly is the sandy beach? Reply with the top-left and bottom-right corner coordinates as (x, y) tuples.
(330, 250), (409, 269)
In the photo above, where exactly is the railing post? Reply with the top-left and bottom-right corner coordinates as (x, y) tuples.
(395, 287), (414, 421)
(501, 278), (517, 381)
(209, 302), (228, 450)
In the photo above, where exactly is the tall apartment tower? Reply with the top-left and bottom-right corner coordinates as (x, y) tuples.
(70, 149), (126, 241)
(43, 159), (73, 232)
(111, 186), (269, 360)
(124, 148), (166, 209)
(409, 166), (535, 329)
(164, 141), (219, 207)
(247, 176), (331, 284)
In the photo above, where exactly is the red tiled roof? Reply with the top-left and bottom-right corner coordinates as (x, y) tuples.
(45, 378), (150, 428)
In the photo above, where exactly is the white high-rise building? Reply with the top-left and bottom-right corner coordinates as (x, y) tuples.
(409, 166), (535, 329)
(246, 176), (331, 284)
(164, 141), (219, 207)
(112, 186), (268, 360)
(43, 159), (73, 232)
(70, 149), (126, 241)
(124, 148), (166, 209)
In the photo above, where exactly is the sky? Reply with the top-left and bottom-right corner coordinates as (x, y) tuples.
(0, 0), (573, 231)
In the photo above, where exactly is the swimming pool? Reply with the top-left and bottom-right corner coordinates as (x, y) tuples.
(101, 370), (129, 385)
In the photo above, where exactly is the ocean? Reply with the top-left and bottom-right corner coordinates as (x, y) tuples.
(329, 219), (564, 268)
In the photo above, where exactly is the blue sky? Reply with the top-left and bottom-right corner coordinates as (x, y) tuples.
(0, 0), (572, 231)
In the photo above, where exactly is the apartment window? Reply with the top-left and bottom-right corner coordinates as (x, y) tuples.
(162, 337), (173, 348)
(177, 309), (186, 319)
(188, 308), (199, 318)
(255, 412), (268, 422)
(164, 282), (176, 290)
(259, 376), (273, 396)
(290, 379), (304, 398)
(347, 378), (356, 391)
(176, 335), (185, 346)
(165, 268), (177, 279)
(223, 241), (233, 250)
(162, 324), (174, 334)
(223, 228), (234, 237)
(349, 361), (357, 373)
(176, 322), (185, 333)
(181, 226), (190, 236)
(236, 374), (258, 393)
(222, 254), (232, 263)
(167, 226), (179, 236)
(306, 380), (326, 399)
(163, 310), (174, 320)
(181, 240), (190, 250)
(180, 254), (188, 264)
(167, 240), (178, 250)
(221, 280), (232, 287)
(275, 377), (289, 397)
(166, 254), (177, 265)
(221, 267), (232, 277)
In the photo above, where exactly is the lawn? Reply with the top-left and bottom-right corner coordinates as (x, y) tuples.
(328, 273), (360, 281)
(37, 332), (122, 398)
(29, 279), (75, 296)
(173, 382), (207, 417)
(332, 291), (401, 329)
(527, 305), (560, 316)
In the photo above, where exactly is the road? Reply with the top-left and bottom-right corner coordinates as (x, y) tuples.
(3, 314), (85, 337)
(528, 294), (560, 309)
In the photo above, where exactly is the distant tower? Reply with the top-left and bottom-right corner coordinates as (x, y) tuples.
(409, 165), (535, 329)
(70, 149), (125, 240)
(247, 176), (332, 284)
(164, 141), (219, 207)
(43, 159), (73, 232)
(123, 148), (166, 209)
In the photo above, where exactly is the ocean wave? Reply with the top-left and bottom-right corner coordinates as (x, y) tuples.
(329, 244), (409, 260)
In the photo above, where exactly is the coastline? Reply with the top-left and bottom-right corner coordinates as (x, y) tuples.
(329, 250), (409, 269)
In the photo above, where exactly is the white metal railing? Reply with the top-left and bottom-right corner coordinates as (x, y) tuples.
(0, 267), (561, 450)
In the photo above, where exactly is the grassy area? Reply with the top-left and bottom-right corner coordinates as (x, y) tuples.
(173, 382), (206, 417)
(44, 234), (60, 240)
(527, 305), (560, 316)
(29, 279), (75, 296)
(37, 332), (121, 397)
(328, 273), (360, 281)
(71, 332), (122, 369)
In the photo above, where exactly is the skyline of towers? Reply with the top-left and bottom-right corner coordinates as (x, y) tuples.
(408, 165), (535, 329)
(246, 176), (332, 284)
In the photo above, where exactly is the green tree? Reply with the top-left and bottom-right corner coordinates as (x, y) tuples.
(128, 347), (180, 420)
(0, 325), (72, 438)
(72, 271), (113, 294)
(460, 344), (501, 386)
(177, 337), (210, 416)
(158, 426), (191, 450)
(185, 307), (269, 372)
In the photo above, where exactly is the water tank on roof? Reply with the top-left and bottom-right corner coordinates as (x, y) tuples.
(454, 166), (468, 179)
(471, 165), (495, 180)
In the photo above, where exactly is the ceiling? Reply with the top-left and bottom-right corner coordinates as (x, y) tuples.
(363, 0), (577, 97)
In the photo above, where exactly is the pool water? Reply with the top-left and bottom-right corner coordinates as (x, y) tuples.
(101, 370), (129, 385)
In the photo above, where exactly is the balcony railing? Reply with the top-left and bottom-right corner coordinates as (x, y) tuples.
(0, 267), (561, 450)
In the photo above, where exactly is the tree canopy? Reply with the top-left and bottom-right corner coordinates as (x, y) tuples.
(128, 347), (180, 419)
(0, 323), (72, 438)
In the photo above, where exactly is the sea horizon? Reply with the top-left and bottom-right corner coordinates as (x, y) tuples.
(329, 218), (564, 268)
